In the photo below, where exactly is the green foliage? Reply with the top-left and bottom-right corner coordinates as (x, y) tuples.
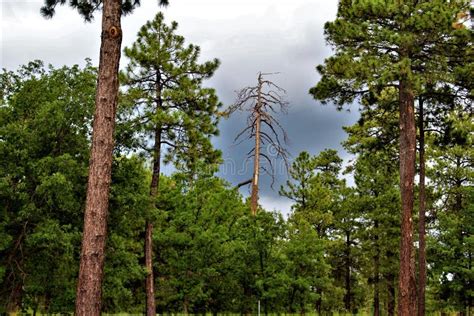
(310, 0), (471, 109)
(0, 61), (96, 313)
(119, 12), (222, 176)
(427, 111), (473, 313)
(40, 0), (169, 21)
(0, 61), (155, 314)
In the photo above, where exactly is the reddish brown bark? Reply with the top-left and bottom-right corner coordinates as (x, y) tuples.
(145, 220), (156, 316)
(75, 1), (122, 315)
(397, 78), (417, 316)
(146, 124), (161, 316)
(418, 97), (426, 316)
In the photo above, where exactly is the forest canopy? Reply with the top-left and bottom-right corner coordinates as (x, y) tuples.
(0, 1), (473, 315)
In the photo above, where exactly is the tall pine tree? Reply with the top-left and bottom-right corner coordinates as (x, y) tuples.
(120, 12), (221, 315)
(310, 1), (471, 313)
(40, 1), (168, 314)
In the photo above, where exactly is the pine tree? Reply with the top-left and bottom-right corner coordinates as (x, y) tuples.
(427, 111), (473, 315)
(310, 1), (471, 313)
(120, 12), (221, 315)
(280, 150), (348, 313)
(40, 1), (168, 314)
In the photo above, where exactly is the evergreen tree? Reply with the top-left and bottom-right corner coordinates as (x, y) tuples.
(120, 12), (221, 314)
(310, 1), (471, 313)
(40, 1), (169, 314)
(427, 111), (473, 315)
(280, 150), (349, 313)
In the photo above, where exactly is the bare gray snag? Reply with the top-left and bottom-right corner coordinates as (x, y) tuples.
(226, 72), (289, 216)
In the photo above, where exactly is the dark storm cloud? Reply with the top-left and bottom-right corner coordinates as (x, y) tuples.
(1, 0), (359, 214)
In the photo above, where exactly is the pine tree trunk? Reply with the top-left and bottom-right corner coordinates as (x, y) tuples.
(344, 230), (351, 313)
(374, 220), (380, 316)
(145, 219), (156, 316)
(387, 271), (396, 316)
(418, 97), (426, 316)
(145, 131), (160, 315)
(75, 1), (122, 315)
(315, 288), (322, 315)
(145, 73), (164, 315)
(397, 78), (416, 316)
(250, 76), (263, 216)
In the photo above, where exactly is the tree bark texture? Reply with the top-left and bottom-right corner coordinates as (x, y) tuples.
(75, 1), (122, 315)
(397, 78), (417, 316)
(145, 125), (161, 316)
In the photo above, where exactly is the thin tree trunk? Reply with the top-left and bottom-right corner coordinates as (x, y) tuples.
(374, 220), (380, 316)
(397, 77), (417, 316)
(345, 231), (351, 313)
(258, 243), (268, 315)
(145, 71), (164, 315)
(387, 272), (396, 316)
(418, 97), (426, 316)
(75, 1), (122, 315)
(315, 288), (322, 315)
(145, 219), (156, 316)
(146, 127), (161, 315)
(6, 283), (22, 314)
(183, 296), (189, 315)
(250, 75), (263, 216)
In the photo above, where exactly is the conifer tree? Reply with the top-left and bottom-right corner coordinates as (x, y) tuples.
(310, 1), (471, 313)
(40, 1), (168, 315)
(120, 12), (221, 315)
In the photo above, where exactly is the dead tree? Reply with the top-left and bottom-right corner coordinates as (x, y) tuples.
(227, 72), (289, 216)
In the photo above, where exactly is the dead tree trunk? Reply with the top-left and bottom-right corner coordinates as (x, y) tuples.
(398, 76), (417, 316)
(75, 1), (122, 315)
(418, 97), (426, 316)
(250, 76), (263, 215)
(227, 72), (289, 216)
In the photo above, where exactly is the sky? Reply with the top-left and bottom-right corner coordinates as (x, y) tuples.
(1, 0), (360, 215)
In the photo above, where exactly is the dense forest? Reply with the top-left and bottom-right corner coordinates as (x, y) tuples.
(0, 0), (472, 315)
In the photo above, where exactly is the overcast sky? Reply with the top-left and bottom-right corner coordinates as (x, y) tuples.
(1, 0), (360, 215)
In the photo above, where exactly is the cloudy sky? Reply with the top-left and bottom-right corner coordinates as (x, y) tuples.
(1, 0), (360, 214)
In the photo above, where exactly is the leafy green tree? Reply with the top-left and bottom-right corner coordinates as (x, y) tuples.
(310, 1), (471, 313)
(0, 61), (96, 314)
(120, 12), (221, 313)
(102, 156), (151, 313)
